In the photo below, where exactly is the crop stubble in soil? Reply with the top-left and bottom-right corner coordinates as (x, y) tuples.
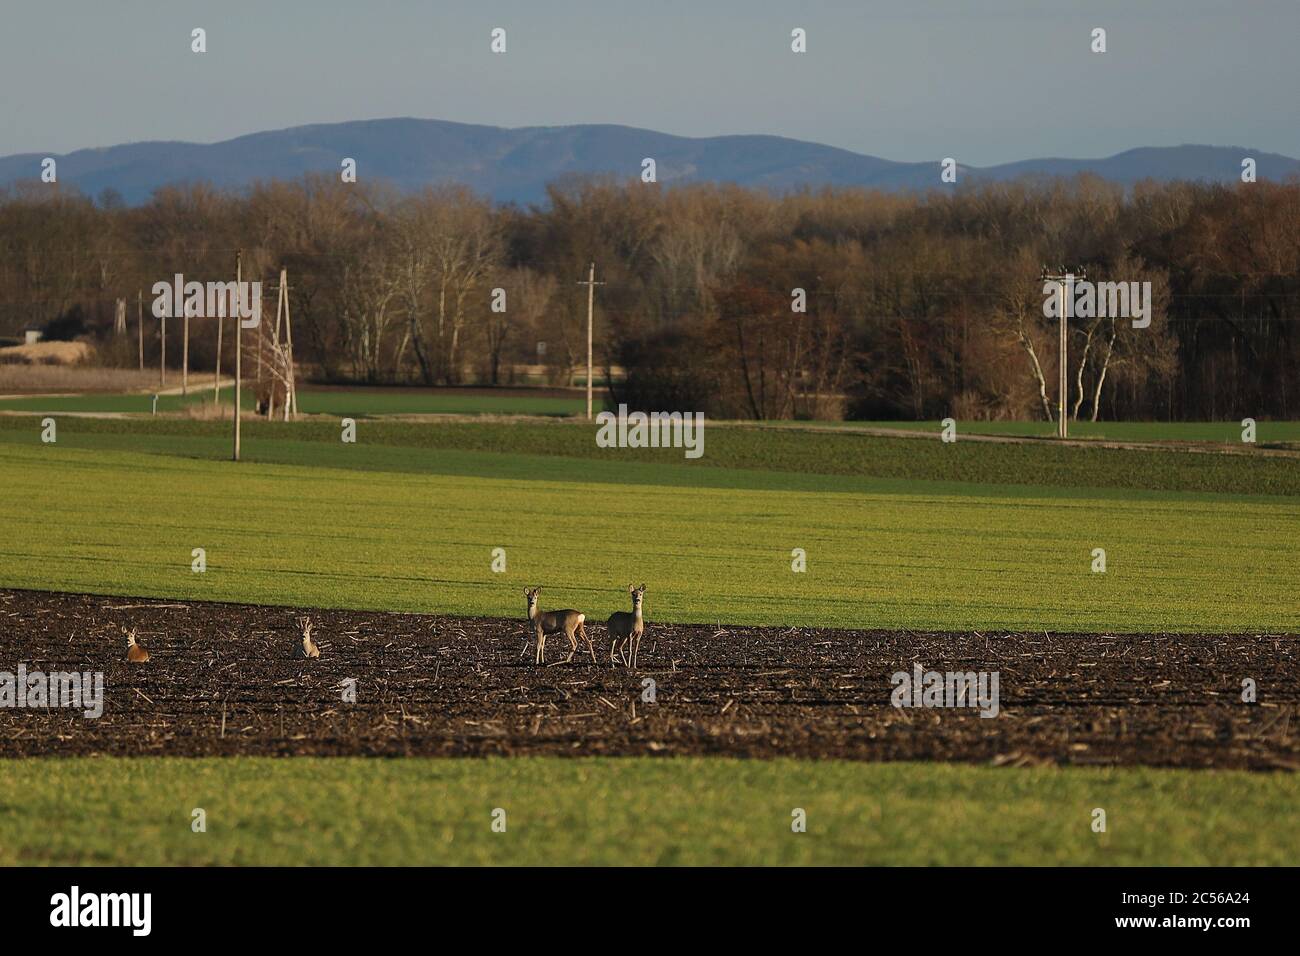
(1, 589), (1296, 769)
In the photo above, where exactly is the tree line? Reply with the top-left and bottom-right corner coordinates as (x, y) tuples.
(0, 173), (1296, 421)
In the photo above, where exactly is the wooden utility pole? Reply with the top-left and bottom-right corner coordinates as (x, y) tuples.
(160, 309), (167, 388)
(1059, 280), (1067, 438)
(137, 289), (144, 371)
(182, 303), (190, 396)
(233, 249), (242, 462)
(264, 268), (296, 420)
(577, 262), (604, 419)
(1041, 268), (1085, 439)
(268, 275), (282, 420)
(255, 269), (267, 389)
(214, 309), (223, 402)
(283, 268), (297, 418)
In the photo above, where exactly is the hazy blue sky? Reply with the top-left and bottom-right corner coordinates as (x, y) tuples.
(1, 0), (1296, 163)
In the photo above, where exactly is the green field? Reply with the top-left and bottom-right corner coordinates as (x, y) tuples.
(1, 757), (1294, 866)
(2, 413), (1298, 496)
(4, 386), (1289, 442)
(0, 417), (1296, 631)
(0, 386), (244, 414)
(852, 419), (1300, 444)
(296, 388), (596, 417)
(1, 412), (1296, 866)
(0, 386), (596, 417)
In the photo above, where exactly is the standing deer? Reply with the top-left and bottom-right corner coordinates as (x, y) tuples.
(607, 584), (646, 669)
(524, 587), (594, 665)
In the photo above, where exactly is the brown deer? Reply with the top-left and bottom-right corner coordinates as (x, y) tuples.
(124, 626), (150, 664)
(295, 616), (320, 659)
(607, 584), (646, 669)
(524, 587), (594, 665)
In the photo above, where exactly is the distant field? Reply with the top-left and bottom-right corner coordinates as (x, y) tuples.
(0, 417), (1295, 631)
(2, 757), (1295, 865)
(294, 388), (596, 417)
(1, 413), (1296, 497)
(0, 363), (158, 394)
(852, 419), (1300, 444)
(0, 386), (243, 413)
(2, 384), (1288, 441)
(0, 386), (596, 417)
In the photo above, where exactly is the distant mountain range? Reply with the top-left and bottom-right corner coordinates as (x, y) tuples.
(2, 118), (1297, 205)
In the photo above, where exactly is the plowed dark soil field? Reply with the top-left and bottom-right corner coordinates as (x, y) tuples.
(2, 588), (1297, 768)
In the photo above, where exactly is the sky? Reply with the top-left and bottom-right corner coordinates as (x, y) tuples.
(1, 0), (1297, 164)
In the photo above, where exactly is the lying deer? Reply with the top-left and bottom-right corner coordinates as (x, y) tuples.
(524, 586), (594, 665)
(608, 584), (646, 669)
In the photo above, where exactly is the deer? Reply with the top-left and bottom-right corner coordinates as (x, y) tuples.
(124, 626), (150, 664)
(607, 584), (646, 669)
(295, 616), (320, 659)
(524, 587), (594, 665)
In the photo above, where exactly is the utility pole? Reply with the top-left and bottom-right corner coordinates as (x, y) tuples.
(160, 307), (167, 389)
(280, 267), (297, 419)
(214, 309), (223, 402)
(137, 289), (144, 371)
(577, 262), (605, 419)
(1041, 267), (1085, 439)
(256, 306), (263, 386)
(233, 249), (242, 462)
(182, 301), (190, 396)
(269, 273), (283, 420)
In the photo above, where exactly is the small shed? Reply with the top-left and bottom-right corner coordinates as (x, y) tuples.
(23, 328), (43, 346)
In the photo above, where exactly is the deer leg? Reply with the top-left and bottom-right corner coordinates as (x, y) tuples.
(536, 632), (545, 665)
(565, 627), (577, 664)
